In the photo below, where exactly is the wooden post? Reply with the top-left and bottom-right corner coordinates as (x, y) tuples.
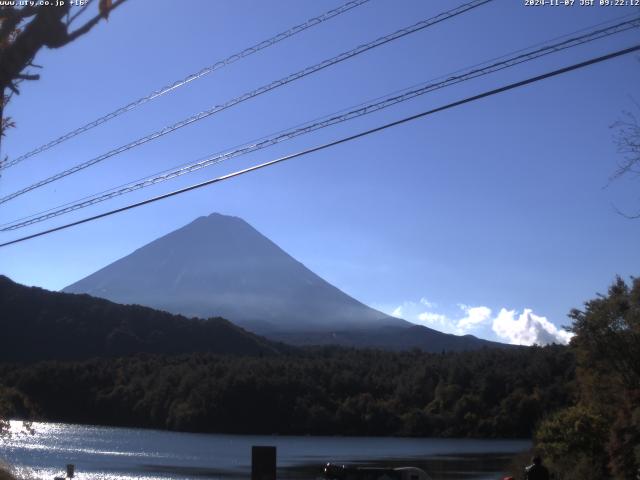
(251, 445), (276, 480)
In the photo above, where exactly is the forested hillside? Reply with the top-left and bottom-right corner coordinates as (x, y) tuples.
(0, 275), (286, 361)
(0, 346), (574, 437)
(3, 271), (637, 478)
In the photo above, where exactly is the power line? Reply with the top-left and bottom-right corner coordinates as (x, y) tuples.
(8, 11), (635, 227)
(4, 16), (637, 230)
(0, 0), (493, 205)
(3, 16), (638, 232)
(1, 43), (637, 249)
(0, 0), (371, 170)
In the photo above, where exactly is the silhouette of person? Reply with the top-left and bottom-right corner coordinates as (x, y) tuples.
(524, 455), (550, 480)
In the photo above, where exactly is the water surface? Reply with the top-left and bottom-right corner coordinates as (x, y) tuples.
(1, 422), (530, 480)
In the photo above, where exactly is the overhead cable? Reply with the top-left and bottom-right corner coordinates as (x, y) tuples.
(0, 0), (493, 205)
(1, 43), (637, 248)
(3, 17), (638, 231)
(0, 0), (371, 170)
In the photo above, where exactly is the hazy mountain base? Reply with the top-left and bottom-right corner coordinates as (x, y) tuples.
(270, 326), (512, 352)
(0, 346), (574, 438)
(61, 213), (499, 352)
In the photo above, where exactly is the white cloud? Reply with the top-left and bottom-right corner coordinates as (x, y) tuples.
(386, 301), (434, 322)
(419, 297), (435, 308)
(412, 303), (492, 335)
(457, 305), (492, 331)
(385, 297), (570, 345)
(417, 311), (450, 325)
(492, 308), (573, 346)
(415, 310), (458, 334)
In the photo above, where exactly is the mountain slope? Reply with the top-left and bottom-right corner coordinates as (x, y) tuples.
(62, 213), (505, 352)
(0, 275), (285, 362)
(64, 213), (404, 333)
(270, 325), (512, 352)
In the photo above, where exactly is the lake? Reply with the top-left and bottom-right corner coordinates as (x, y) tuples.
(1, 422), (530, 480)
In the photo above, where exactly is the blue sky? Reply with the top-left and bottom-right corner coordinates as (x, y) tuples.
(1, 0), (639, 345)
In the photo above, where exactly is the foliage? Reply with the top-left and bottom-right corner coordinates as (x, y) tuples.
(0, 345), (575, 438)
(534, 277), (640, 479)
(569, 276), (640, 392)
(535, 405), (609, 479)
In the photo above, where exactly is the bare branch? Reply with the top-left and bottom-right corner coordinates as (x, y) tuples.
(66, 0), (96, 27)
(0, 0), (127, 92)
(611, 202), (640, 219)
(610, 108), (640, 181)
(64, 0), (127, 45)
(0, 0), (127, 149)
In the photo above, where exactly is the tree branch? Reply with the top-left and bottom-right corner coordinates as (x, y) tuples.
(612, 202), (640, 220)
(0, 5), (40, 42)
(0, 0), (127, 152)
(64, 0), (127, 45)
(610, 108), (640, 181)
(66, 0), (96, 27)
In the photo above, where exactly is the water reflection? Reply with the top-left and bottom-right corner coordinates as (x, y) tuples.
(1, 422), (530, 480)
